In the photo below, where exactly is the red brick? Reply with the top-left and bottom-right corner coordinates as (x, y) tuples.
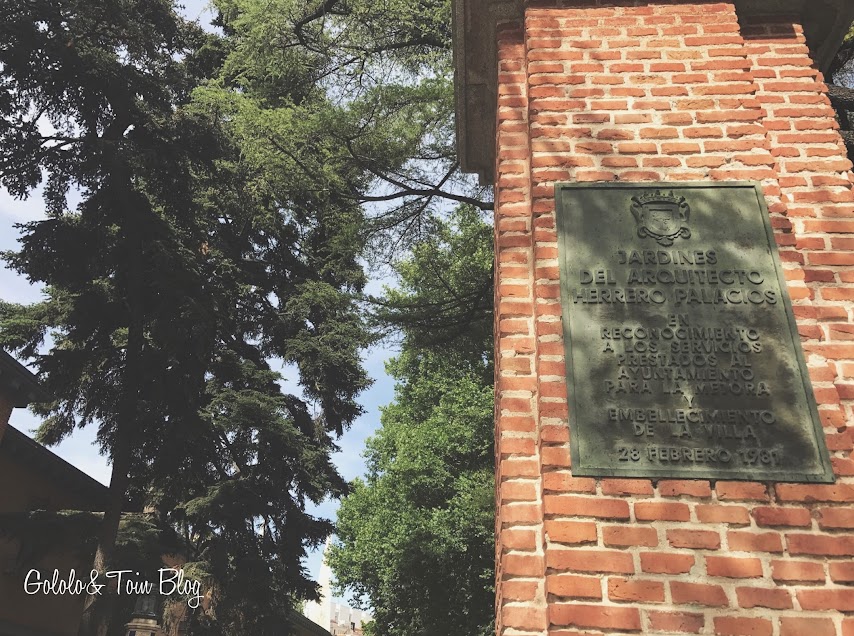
(498, 300), (533, 318)
(546, 573), (602, 599)
(500, 358), (533, 375)
(502, 580), (538, 602)
(667, 529), (721, 550)
(779, 617), (836, 636)
(574, 170), (617, 182)
(824, 288), (854, 301)
(502, 605), (547, 631)
(818, 508), (854, 529)
(547, 549), (634, 574)
(544, 495), (630, 519)
(540, 425), (568, 442)
(639, 127), (680, 139)
(803, 219), (854, 233)
(492, 13), (854, 634)
(501, 480), (538, 502)
(501, 457), (539, 478)
(643, 156), (682, 167)
(608, 577), (665, 603)
(697, 504), (750, 524)
(603, 525), (658, 548)
(752, 506), (812, 527)
(549, 604), (641, 631)
(615, 113), (653, 124)
(736, 586), (793, 609)
(601, 156), (638, 168)
(716, 481), (769, 501)
(540, 445), (570, 466)
(641, 552), (695, 574)
(500, 437), (536, 456)
(798, 588), (854, 611)
(727, 531), (784, 553)
(713, 616), (772, 636)
(502, 528), (537, 551)
(687, 155), (727, 168)
(601, 478), (654, 496)
(542, 473), (597, 493)
(804, 343), (854, 360)
(662, 142), (702, 154)
(646, 610), (704, 633)
(659, 480), (712, 498)
(671, 581), (729, 606)
(706, 556), (763, 578)
(830, 561), (854, 583)
(697, 109), (763, 123)
(815, 306), (850, 322)
(787, 533), (854, 556)
(503, 553), (544, 577)
(616, 142), (658, 154)
(574, 140), (614, 154)
(634, 501), (691, 522)
(770, 559), (826, 583)
(500, 396), (533, 414)
(545, 520), (597, 545)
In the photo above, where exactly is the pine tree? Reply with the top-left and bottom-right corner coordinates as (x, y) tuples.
(0, 1), (371, 634)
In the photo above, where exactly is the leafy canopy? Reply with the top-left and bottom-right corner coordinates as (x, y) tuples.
(329, 207), (495, 636)
(0, 0), (373, 633)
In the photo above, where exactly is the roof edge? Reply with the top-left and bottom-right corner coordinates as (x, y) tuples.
(0, 350), (50, 407)
(1, 425), (109, 509)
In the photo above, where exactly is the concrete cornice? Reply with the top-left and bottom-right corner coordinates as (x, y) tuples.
(453, 0), (523, 184)
(453, 0), (854, 183)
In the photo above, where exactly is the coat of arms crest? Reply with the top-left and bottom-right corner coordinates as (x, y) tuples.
(629, 190), (691, 246)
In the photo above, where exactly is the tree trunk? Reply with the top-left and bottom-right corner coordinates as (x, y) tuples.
(77, 160), (144, 636)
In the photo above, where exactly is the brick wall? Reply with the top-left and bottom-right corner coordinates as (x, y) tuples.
(493, 2), (854, 634)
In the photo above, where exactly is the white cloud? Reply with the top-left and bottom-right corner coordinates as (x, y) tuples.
(0, 186), (47, 223)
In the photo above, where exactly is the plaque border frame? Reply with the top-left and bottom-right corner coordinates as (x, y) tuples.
(555, 181), (835, 483)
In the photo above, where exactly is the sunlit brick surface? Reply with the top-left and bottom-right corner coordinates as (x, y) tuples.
(493, 3), (854, 634)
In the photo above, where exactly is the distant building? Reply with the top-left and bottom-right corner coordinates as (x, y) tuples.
(328, 602), (369, 636)
(303, 540), (370, 636)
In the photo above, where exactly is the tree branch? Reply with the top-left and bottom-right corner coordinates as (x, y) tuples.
(344, 140), (492, 210)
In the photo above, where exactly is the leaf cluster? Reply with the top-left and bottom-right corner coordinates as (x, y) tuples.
(207, 0), (491, 264)
(329, 208), (495, 636)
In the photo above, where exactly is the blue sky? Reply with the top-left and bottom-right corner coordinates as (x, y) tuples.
(0, 0), (393, 595)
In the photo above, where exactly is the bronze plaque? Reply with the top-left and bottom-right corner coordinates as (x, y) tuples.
(556, 182), (833, 482)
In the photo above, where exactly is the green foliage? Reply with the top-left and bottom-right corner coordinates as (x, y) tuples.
(373, 205), (493, 358)
(1, 0), (492, 634)
(330, 208), (495, 636)
(0, 1), (372, 633)
(0, 511), (102, 565)
(206, 0), (490, 263)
